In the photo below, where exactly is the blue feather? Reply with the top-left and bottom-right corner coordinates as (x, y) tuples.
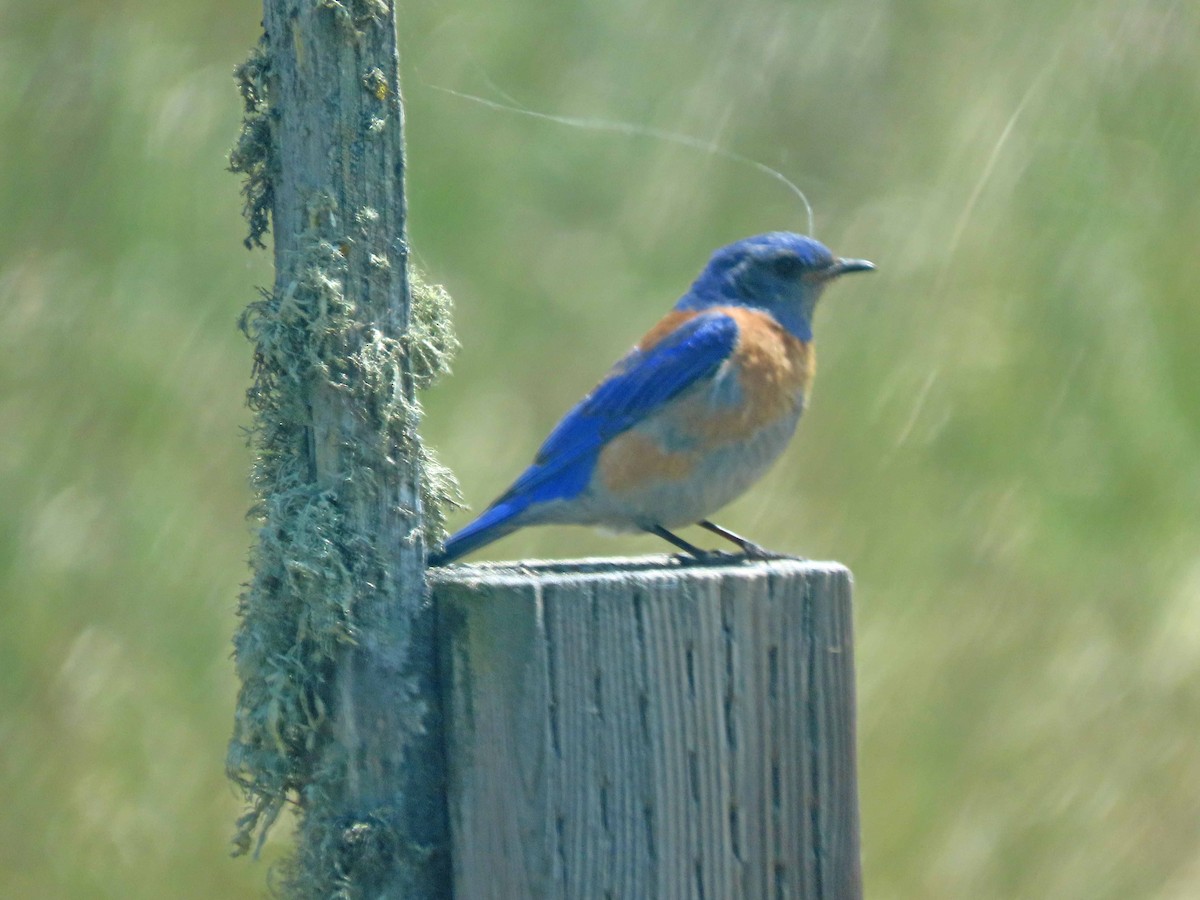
(429, 498), (528, 566)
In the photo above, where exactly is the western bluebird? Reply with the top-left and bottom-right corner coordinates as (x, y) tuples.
(429, 232), (874, 565)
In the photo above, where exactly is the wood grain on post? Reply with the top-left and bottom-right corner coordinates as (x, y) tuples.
(432, 556), (861, 900)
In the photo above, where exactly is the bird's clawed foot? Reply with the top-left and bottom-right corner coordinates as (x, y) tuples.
(645, 522), (795, 564)
(697, 520), (791, 559)
(732, 541), (788, 561)
(679, 548), (748, 566)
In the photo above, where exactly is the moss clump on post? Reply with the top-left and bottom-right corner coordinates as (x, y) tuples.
(407, 270), (463, 540)
(229, 40), (274, 251)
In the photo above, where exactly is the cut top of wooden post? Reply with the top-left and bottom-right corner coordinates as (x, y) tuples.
(431, 556), (861, 900)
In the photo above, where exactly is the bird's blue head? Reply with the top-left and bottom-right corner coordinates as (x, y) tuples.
(679, 232), (874, 341)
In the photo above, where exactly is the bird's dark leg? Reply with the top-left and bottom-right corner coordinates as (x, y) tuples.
(645, 525), (709, 558)
(697, 520), (790, 560)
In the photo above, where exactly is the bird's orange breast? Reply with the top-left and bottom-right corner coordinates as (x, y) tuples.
(714, 306), (814, 432)
(638, 306), (815, 415)
(597, 307), (813, 493)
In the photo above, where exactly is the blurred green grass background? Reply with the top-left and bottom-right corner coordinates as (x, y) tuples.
(2, 0), (1198, 896)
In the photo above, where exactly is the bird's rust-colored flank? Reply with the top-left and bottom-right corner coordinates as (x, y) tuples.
(595, 432), (694, 492)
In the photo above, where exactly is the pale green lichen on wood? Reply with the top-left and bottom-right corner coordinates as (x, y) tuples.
(286, 801), (434, 900)
(318, 0), (389, 30)
(407, 271), (464, 541)
(225, 35), (462, 871)
(406, 269), (460, 390)
(230, 38), (273, 250)
(228, 246), (365, 860)
(362, 67), (389, 102)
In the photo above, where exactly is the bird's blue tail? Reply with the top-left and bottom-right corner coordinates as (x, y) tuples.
(428, 498), (528, 566)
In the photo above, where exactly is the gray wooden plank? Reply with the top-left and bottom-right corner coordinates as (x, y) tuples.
(432, 556), (860, 900)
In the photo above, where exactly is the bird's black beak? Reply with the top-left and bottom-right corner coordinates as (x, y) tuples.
(827, 257), (876, 278)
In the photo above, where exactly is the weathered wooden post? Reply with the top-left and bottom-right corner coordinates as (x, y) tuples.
(226, 2), (458, 897)
(225, 3), (861, 896)
(432, 556), (861, 898)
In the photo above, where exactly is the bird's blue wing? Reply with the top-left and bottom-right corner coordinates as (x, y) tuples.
(500, 311), (740, 505)
(430, 311), (739, 565)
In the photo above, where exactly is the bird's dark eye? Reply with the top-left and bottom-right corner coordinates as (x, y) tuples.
(770, 255), (805, 278)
